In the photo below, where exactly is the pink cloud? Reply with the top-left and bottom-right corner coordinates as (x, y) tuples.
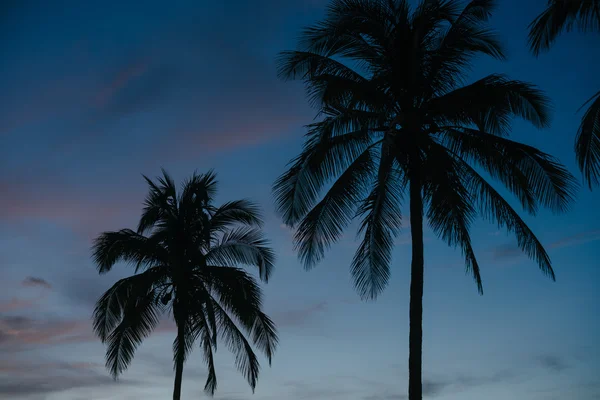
(272, 301), (328, 328)
(0, 278), (51, 312)
(493, 229), (600, 261)
(548, 229), (600, 250)
(94, 58), (150, 108)
(0, 297), (39, 312)
(0, 177), (142, 240)
(0, 314), (176, 352)
(160, 111), (307, 160)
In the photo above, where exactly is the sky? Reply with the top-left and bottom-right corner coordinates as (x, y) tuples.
(0, 0), (599, 399)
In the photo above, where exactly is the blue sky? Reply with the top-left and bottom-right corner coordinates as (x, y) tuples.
(0, 0), (598, 399)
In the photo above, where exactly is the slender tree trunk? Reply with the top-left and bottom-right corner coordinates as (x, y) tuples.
(408, 173), (424, 400)
(173, 318), (185, 400)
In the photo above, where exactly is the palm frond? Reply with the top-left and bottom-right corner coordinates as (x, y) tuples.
(299, 0), (398, 60)
(209, 200), (264, 232)
(426, 1), (504, 95)
(306, 73), (393, 112)
(104, 286), (161, 378)
(211, 298), (261, 392)
(250, 311), (278, 365)
(423, 143), (482, 292)
(351, 143), (404, 299)
(92, 268), (165, 341)
(445, 148), (555, 279)
(186, 296), (219, 395)
(440, 127), (578, 213)
(528, 0), (600, 55)
(201, 266), (264, 317)
(199, 266), (277, 362)
(431, 74), (551, 135)
(180, 170), (218, 210)
(576, 90), (600, 188)
(274, 134), (373, 227)
(277, 50), (368, 81)
(200, 322), (218, 395)
(205, 227), (275, 282)
(294, 146), (375, 268)
(92, 229), (167, 274)
(138, 170), (179, 234)
(411, 0), (462, 34)
(172, 317), (197, 368)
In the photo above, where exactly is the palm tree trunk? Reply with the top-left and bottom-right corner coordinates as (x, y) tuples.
(408, 174), (424, 400)
(173, 320), (185, 400)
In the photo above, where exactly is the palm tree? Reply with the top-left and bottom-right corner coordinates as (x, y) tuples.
(92, 170), (278, 400)
(273, 1), (577, 399)
(529, 0), (600, 188)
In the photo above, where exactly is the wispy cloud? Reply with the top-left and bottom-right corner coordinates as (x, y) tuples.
(0, 313), (176, 353)
(536, 354), (569, 372)
(0, 315), (92, 351)
(0, 277), (52, 312)
(282, 379), (353, 399)
(272, 301), (329, 328)
(22, 276), (52, 290)
(364, 394), (407, 400)
(492, 229), (600, 261)
(0, 357), (135, 398)
(548, 229), (600, 250)
(0, 176), (142, 240)
(94, 58), (151, 108)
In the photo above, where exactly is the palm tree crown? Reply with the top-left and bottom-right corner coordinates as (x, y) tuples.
(275, 0), (577, 298)
(92, 170), (277, 398)
(274, 2), (577, 398)
(529, 0), (600, 188)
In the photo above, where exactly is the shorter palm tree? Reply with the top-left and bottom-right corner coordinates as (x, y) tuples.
(529, 0), (600, 188)
(92, 170), (277, 400)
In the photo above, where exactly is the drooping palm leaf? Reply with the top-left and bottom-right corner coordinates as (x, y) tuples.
(576, 90), (600, 187)
(104, 285), (161, 378)
(528, 0), (600, 56)
(352, 143), (404, 299)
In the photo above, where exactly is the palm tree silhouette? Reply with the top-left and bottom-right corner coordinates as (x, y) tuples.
(529, 0), (600, 188)
(273, 1), (576, 399)
(92, 170), (277, 400)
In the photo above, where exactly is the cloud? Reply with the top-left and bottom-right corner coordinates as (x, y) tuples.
(22, 276), (52, 290)
(0, 315), (92, 351)
(282, 380), (353, 399)
(94, 57), (151, 108)
(0, 358), (134, 398)
(0, 175), (142, 240)
(492, 229), (600, 261)
(361, 371), (514, 400)
(0, 277), (51, 312)
(0, 297), (40, 312)
(364, 394), (407, 400)
(536, 354), (568, 372)
(272, 301), (328, 328)
(92, 60), (178, 122)
(0, 311), (176, 353)
(422, 379), (448, 397)
(548, 229), (600, 250)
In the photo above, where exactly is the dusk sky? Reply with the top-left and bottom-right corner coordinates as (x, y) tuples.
(1, 0), (599, 399)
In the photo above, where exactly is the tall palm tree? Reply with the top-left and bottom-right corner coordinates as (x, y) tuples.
(92, 170), (278, 400)
(529, 0), (600, 188)
(273, 1), (577, 399)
